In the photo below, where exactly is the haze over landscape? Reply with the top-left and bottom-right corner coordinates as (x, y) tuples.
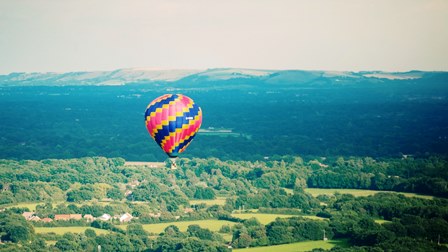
(1, 0), (448, 74)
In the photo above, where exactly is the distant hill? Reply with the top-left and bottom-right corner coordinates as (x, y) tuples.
(0, 68), (440, 87)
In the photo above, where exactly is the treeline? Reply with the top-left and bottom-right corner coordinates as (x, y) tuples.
(230, 193), (448, 250)
(1, 155), (447, 208)
(321, 193), (448, 252)
(307, 156), (448, 197)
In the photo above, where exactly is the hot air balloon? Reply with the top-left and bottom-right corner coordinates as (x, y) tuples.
(144, 94), (202, 169)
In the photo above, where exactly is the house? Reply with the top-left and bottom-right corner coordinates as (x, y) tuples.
(97, 213), (111, 221)
(54, 214), (83, 221)
(119, 213), (133, 223)
(83, 214), (95, 222)
(22, 212), (35, 220)
(69, 214), (82, 220)
(41, 218), (53, 223)
(29, 216), (41, 221)
(54, 214), (71, 221)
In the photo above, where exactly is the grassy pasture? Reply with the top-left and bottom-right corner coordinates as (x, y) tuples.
(374, 219), (392, 224)
(234, 239), (348, 251)
(190, 197), (227, 206)
(119, 219), (236, 234)
(231, 213), (325, 225)
(283, 188), (294, 195)
(35, 227), (110, 235)
(7, 202), (42, 211)
(305, 188), (434, 200)
(232, 213), (296, 224)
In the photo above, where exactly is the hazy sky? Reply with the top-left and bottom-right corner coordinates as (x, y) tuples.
(1, 0), (447, 74)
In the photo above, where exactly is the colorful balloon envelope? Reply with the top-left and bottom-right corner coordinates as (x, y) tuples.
(144, 94), (202, 160)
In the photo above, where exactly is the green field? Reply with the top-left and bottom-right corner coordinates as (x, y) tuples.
(35, 227), (111, 235)
(119, 219), (236, 234)
(231, 213), (324, 225)
(7, 202), (42, 211)
(234, 239), (348, 252)
(305, 188), (434, 200)
(301, 215), (327, 221)
(190, 197), (227, 206)
(4, 201), (66, 211)
(283, 188), (294, 195)
(374, 219), (392, 224)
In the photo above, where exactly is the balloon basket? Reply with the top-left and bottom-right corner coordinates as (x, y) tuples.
(169, 157), (177, 170)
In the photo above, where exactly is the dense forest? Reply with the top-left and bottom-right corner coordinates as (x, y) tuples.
(0, 72), (447, 161)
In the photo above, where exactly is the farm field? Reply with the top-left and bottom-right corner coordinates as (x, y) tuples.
(283, 188), (294, 195)
(305, 188), (434, 200)
(35, 227), (111, 235)
(234, 239), (348, 251)
(119, 219), (236, 234)
(231, 213), (325, 225)
(190, 197), (227, 206)
(7, 202), (43, 211)
(374, 219), (392, 224)
(232, 213), (296, 224)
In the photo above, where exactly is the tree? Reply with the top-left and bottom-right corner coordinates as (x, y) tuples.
(127, 223), (148, 237)
(163, 225), (183, 237)
(95, 233), (134, 252)
(0, 212), (34, 243)
(66, 188), (93, 202)
(55, 238), (79, 251)
(84, 228), (97, 238)
(232, 233), (252, 248)
(106, 187), (123, 200)
(28, 238), (47, 252)
(187, 225), (214, 241)
(193, 187), (216, 199)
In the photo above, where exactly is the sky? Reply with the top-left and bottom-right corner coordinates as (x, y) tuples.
(0, 0), (447, 74)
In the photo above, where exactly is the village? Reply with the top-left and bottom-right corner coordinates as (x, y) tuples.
(19, 206), (196, 224)
(21, 211), (135, 223)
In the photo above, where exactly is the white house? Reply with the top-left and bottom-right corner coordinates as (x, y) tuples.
(97, 213), (111, 221)
(119, 212), (133, 223)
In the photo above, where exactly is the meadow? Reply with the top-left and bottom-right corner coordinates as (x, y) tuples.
(118, 219), (236, 234)
(305, 188), (434, 200)
(34, 227), (111, 235)
(231, 213), (325, 225)
(189, 197), (227, 206)
(374, 219), (392, 224)
(234, 239), (348, 252)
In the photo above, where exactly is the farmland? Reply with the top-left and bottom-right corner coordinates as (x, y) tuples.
(234, 239), (348, 251)
(231, 213), (326, 225)
(35, 227), (111, 235)
(190, 197), (227, 206)
(118, 219), (236, 234)
(305, 188), (434, 200)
